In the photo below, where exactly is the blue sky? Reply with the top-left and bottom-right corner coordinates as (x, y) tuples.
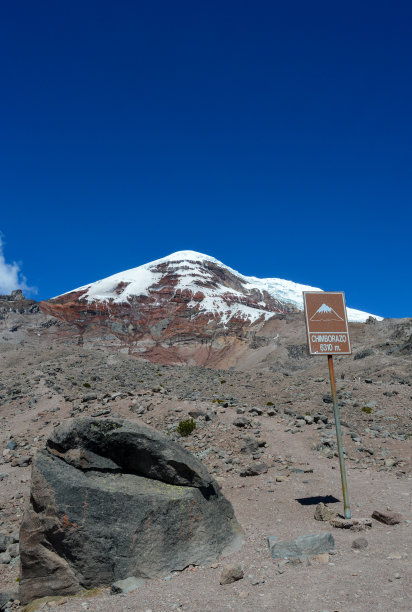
(0, 1), (411, 318)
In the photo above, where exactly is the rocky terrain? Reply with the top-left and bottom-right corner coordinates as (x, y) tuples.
(0, 294), (411, 611)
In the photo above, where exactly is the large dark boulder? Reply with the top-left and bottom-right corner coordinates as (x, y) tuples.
(19, 419), (243, 604)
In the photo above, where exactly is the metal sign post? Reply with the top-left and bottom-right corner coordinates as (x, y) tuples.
(327, 354), (351, 519)
(303, 291), (352, 519)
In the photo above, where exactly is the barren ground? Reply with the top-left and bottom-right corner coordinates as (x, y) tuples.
(0, 313), (411, 612)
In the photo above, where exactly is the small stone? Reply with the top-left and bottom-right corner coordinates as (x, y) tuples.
(82, 394), (97, 402)
(0, 552), (11, 564)
(239, 463), (268, 477)
(352, 537), (368, 550)
(232, 417), (250, 428)
(91, 409), (111, 417)
(0, 535), (12, 553)
(7, 543), (19, 558)
(238, 591), (249, 598)
(11, 456), (31, 468)
(276, 475), (287, 482)
(248, 407), (263, 415)
(372, 510), (404, 525)
(314, 553), (329, 564)
(314, 503), (337, 522)
(220, 563), (244, 585)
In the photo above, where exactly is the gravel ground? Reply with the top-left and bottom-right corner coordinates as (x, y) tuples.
(0, 318), (411, 612)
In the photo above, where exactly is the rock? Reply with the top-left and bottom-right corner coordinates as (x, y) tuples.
(248, 407), (263, 415)
(358, 447), (374, 455)
(267, 533), (334, 559)
(330, 517), (372, 530)
(239, 463), (268, 477)
(7, 543), (19, 558)
(11, 456), (31, 467)
(0, 552), (11, 564)
(322, 394), (333, 404)
(353, 349), (374, 360)
(0, 534), (12, 553)
(240, 437), (259, 455)
(110, 577), (146, 594)
(232, 417), (250, 428)
(314, 503), (337, 522)
(19, 418), (243, 605)
(90, 409), (111, 417)
(188, 410), (208, 420)
(220, 563), (244, 585)
(82, 394), (97, 403)
(6, 441), (17, 450)
(352, 537), (368, 550)
(371, 510), (404, 525)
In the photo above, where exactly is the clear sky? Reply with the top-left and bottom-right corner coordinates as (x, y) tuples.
(0, 1), (411, 318)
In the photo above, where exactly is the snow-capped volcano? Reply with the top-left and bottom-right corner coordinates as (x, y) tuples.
(40, 250), (382, 365)
(57, 250), (380, 324)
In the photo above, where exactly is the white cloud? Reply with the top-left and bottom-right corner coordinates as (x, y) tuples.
(0, 236), (37, 296)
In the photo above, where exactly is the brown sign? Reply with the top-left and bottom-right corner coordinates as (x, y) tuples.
(303, 292), (352, 355)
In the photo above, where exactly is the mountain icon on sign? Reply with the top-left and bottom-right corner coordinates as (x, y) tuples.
(310, 303), (344, 322)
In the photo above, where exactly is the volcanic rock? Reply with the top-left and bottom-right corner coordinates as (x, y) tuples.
(314, 502), (337, 522)
(267, 533), (335, 559)
(19, 418), (243, 604)
(371, 510), (404, 525)
(219, 563), (244, 585)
